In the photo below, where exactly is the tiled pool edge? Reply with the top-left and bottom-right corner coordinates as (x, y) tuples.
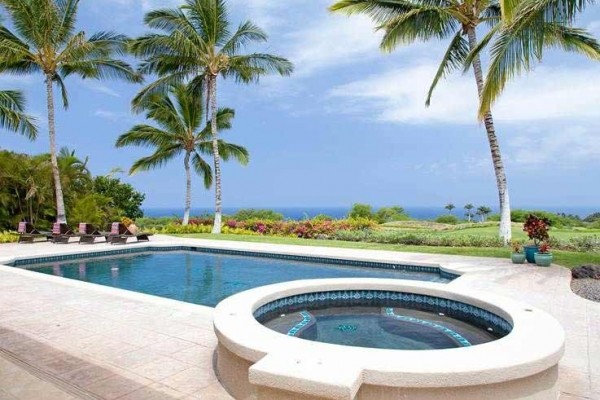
(6, 244), (460, 281)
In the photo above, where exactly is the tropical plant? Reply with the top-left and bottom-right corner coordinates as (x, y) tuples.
(116, 83), (249, 225)
(511, 239), (523, 253)
(523, 214), (551, 244)
(464, 203), (475, 222)
(0, 90), (37, 138)
(330, 0), (515, 244)
(0, 0), (140, 223)
(130, 0), (293, 233)
(538, 242), (551, 254)
(374, 206), (409, 223)
(445, 203), (456, 214)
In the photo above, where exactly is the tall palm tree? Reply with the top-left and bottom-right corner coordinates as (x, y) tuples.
(331, 1), (599, 245)
(331, 0), (514, 243)
(0, 0), (140, 224)
(130, 0), (293, 233)
(116, 84), (249, 226)
(0, 90), (37, 139)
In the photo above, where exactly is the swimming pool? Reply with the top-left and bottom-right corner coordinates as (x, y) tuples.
(12, 248), (454, 307)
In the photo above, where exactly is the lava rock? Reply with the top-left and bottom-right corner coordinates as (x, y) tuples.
(572, 265), (600, 280)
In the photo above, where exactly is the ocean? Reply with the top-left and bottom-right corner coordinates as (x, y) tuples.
(142, 206), (599, 220)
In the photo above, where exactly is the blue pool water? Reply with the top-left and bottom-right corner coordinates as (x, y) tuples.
(16, 251), (450, 307)
(262, 306), (499, 350)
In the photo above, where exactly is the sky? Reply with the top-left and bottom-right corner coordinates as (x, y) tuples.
(1, 1), (599, 211)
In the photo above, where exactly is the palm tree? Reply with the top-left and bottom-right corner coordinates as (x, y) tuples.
(464, 203), (475, 222)
(116, 84), (249, 225)
(0, 90), (37, 139)
(0, 0), (140, 224)
(477, 205), (492, 222)
(330, 0), (516, 243)
(474, 0), (600, 115)
(445, 203), (456, 214)
(130, 0), (293, 233)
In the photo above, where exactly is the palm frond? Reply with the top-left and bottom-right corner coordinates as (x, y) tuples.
(426, 30), (469, 106)
(221, 21), (268, 55)
(0, 89), (38, 139)
(129, 144), (182, 174)
(191, 151), (213, 188)
(115, 125), (177, 148)
(226, 53), (294, 83)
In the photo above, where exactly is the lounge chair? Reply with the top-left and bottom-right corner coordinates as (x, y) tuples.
(17, 222), (51, 244)
(51, 223), (77, 244)
(77, 223), (109, 244)
(108, 222), (153, 244)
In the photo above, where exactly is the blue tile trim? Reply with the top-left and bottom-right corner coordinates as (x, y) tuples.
(254, 290), (512, 337)
(384, 308), (471, 347)
(8, 246), (458, 281)
(287, 311), (313, 336)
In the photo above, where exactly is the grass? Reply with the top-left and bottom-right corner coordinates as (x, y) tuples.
(174, 233), (600, 269)
(382, 221), (600, 240)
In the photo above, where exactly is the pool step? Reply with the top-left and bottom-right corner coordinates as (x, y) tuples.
(250, 351), (362, 400)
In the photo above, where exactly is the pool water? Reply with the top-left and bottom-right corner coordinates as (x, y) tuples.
(262, 306), (498, 350)
(16, 251), (449, 307)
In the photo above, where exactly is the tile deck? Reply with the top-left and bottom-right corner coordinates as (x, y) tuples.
(0, 235), (598, 399)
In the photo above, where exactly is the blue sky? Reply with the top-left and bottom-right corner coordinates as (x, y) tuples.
(1, 1), (599, 210)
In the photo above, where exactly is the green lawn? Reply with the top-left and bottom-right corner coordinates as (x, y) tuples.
(174, 233), (600, 269)
(382, 221), (600, 240)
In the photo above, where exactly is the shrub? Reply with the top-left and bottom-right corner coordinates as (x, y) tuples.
(374, 206), (410, 223)
(584, 212), (600, 223)
(435, 215), (460, 225)
(312, 214), (334, 222)
(233, 209), (284, 221)
(349, 203), (373, 220)
(0, 231), (18, 243)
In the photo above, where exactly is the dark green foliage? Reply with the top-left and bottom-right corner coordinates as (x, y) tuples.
(0, 150), (145, 230)
(435, 215), (460, 224)
(584, 212), (600, 223)
(232, 209), (284, 221)
(511, 209), (584, 228)
(93, 176), (145, 219)
(349, 203), (373, 219)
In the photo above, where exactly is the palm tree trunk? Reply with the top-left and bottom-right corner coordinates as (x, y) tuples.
(45, 75), (67, 224)
(209, 75), (223, 234)
(466, 27), (511, 244)
(183, 151), (192, 226)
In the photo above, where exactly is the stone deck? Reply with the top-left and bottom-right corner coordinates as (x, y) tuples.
(0, 236), (598, 399)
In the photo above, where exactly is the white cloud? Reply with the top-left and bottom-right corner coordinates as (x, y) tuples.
(286, 14), (384, 77)
(508, 125), (600, 168)
(94, 109), (131, 122)
(82, 82), (120, 98)
(329, 63), (600, 124)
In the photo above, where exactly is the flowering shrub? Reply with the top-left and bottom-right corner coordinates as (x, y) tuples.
(523, 214), (551, 244)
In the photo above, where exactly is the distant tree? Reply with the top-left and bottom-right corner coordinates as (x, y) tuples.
(233, 209), (283, 222)
(349, 203), (373, 220)
(584, 212), (600, 223)
(464, 204), (475, 222)
(93, 176), (146, 220)
(374, 206), (409, 223)
(445, 203), (456, 215)
(0, 90), (37, 139)
(476, 206), (492, 222)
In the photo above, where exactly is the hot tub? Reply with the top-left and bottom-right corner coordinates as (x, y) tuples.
(214, 279), (564, 400)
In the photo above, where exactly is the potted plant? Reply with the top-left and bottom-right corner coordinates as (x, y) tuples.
(534, 242), (553, 267)
(523, 214), (551, 263)
(511, 240), (526, 264)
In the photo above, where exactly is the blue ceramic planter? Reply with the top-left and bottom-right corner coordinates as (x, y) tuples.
(524, 245), (538, 263)
(535, 253), (553, 267)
